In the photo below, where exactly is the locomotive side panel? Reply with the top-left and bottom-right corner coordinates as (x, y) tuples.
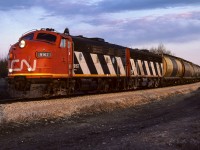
(130, 50), (163, 77)
(72, 37), (126, 77)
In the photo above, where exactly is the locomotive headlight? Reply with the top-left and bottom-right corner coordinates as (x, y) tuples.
(27, 67), (32, 72)
(19, 40), (26, 48)
(9, 68), (13, 73)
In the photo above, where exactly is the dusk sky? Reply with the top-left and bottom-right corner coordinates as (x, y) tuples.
(0, 0), (200, 65)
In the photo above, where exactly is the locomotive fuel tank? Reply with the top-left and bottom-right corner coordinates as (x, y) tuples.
(162, 55), (183, 77)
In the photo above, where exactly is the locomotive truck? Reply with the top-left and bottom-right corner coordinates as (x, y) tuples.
(7, 28), (200, 98)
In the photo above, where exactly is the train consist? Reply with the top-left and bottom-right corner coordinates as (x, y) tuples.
(7, 28), (200, 98)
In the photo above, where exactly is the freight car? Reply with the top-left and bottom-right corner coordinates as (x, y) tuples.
(7, 28), (200, 98)
(162, 54), (200, 85)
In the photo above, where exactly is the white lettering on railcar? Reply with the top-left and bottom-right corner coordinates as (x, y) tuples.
(10, 59), (37, 72)
(73, 64), (80, 71)
(74, 64), (80, 69)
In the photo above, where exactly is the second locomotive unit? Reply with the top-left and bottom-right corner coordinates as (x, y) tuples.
(7, 28), (200, 98)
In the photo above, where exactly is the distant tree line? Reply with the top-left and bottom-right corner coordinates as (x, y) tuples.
(149, 43), (175, 56)
(0, 57), (8, 78)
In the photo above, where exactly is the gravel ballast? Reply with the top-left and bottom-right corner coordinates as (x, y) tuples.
(0, 82), (200, 124)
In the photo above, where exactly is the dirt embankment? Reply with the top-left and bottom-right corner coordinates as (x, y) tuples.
(0, 82), (200, 125)
(0, 82), (199, 150)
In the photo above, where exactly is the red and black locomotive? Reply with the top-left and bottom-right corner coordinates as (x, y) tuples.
(7, 28), (200, 98)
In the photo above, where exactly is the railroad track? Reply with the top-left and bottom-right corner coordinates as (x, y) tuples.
(0, 86), (183, 105)
(1, 82), (199, 105)
(0, 91), (97, 105)
(0, 98), (30, 105)
(0, 89), (130, 105)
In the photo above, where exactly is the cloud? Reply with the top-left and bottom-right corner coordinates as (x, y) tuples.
(79, 10), (200, 46)
(127, 12), (200, 43)
(0, 0), (200, 65)
(2, 0), (199, 16)
(98, 0), (200, 12)
(0, 6), (70, 56)
(0, 0), (35, 10)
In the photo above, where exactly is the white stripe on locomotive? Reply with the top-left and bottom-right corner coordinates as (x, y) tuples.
(116, 57), (126, 75)
(130, 59), (138, 76)
(160, 63), (163, 76)
(144, 61), (151, 76)
(90, 53), (104, 75)
(104, 55), (116, 75)
(156, 62), (161, 77)
(137, 60), (145, 76)
(150, 62), (157, 76)
(74, 51), (91, 75)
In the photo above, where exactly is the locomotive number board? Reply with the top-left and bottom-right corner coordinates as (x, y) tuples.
(36, 52), (52, 58)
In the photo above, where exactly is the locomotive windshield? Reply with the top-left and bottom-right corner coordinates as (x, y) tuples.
(36, 33), (57, 43)
(21, 33), (34, 40)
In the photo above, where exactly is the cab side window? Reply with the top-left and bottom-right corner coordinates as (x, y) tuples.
(60, 38), (66, 48)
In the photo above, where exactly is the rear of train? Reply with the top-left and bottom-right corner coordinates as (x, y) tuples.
(162, 54), (200, 85)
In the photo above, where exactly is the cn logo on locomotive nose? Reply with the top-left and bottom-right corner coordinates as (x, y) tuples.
(10, 59), (37, 71)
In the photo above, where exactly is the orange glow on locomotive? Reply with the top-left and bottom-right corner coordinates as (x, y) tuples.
(8, 28), (73, 78)
(8, 28), (75, 98)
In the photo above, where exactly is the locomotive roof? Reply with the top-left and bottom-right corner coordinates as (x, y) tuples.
(71, 35), (126, 57)
(70, 35), (162, 62)
(131, 49), (162, 62)
(23, 28), (162, 62)
(71, 35), (125, 50)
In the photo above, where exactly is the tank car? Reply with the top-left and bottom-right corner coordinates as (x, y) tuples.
(190, 63), (200, 81)
(162, 54), (200, 85)
(162, 54), (184, 85)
